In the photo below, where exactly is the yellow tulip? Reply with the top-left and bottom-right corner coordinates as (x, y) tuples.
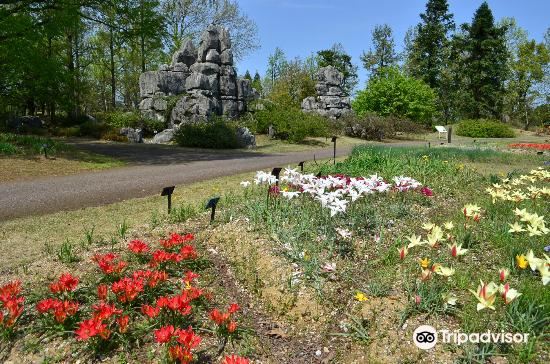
(516, 255), (528, 269)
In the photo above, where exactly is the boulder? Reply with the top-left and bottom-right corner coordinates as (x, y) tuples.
(201, 25), (221, 50)
(120, 127), (143, 143)
(185, 73), (210, 90)
(220, 76), (237, 97)
(151, 129), (175, 144)
(236, 79), (252, 101)
(220, 28), (231, 51)
(318, 66), (343, 86)
(158, 71), (186, 95)
(205, 49), (221, 64)
(171, 40), (197, 67)
(221, 99), (239, 118)
(220, 49), (233, 65)
(140, 109), (165, 122)
(301, 97), (318, 111)
(152, 98), (167, 111)
(172, 63), (189, 73)
(139, 71), (160, 98)
(139, 98), (153, 110)
(190, 62), (219, 76)
(170, 94), (220, 126)
(236, 127), (256, 148)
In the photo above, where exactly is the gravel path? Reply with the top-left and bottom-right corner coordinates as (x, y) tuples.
(1, 140), (358, 220)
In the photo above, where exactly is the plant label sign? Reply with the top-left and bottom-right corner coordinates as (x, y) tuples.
(161, 186), (175, 213)
(206, 197), (221, 222)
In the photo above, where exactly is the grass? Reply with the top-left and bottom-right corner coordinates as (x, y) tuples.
(253, 134), (368, 153)
(0, 132), (124, 182)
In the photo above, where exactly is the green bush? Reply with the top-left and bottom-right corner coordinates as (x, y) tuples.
(339, 114), (427, 141)
(455, 119), (515, 138)
(0, 133), (70, 155)
(174, 119), (241, 149)
(98, 111), (166, 137)
(252, 103), (331, 143)
(352, 67), (437, 125)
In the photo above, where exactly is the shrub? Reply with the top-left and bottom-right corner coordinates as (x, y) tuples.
(99, 111), (166, 137)
(252, 103), (331, 143)
(352, 67), (437, 125)
(174, 119), (241, 149)
(339, 114), (427, 141)
(455, 119), (515, 138)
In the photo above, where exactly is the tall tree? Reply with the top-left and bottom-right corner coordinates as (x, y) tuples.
(360, 24), (398, 77)
(508, 40), (549, 129)
(252, 71), (263, 95)
(161, 0), (259, 60)
(409, 0), (455, 88)
(317, 43), (358, 95)
(459, 2), (508, 119)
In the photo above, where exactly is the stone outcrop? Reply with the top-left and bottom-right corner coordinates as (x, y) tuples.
(301, 66), (352, 119)
(138, 25), (258, 135)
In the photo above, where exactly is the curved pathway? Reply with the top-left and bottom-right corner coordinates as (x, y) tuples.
(1, 141), (358, 220)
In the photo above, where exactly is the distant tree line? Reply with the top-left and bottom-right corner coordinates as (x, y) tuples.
(261, 0), (549, 128)
(0, 0), (259, 122)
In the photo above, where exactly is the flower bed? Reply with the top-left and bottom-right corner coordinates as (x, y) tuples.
(509, 143), (550, 151)
(0, 233), (250, 364)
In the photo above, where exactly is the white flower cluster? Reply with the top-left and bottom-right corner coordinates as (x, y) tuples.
(244, 168), (422, 217)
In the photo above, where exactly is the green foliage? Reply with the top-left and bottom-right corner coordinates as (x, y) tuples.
(455, 119), (515, 138)
(339, 114), (427, 141)
(457, 2), (508, 119)
(174, 119), (241, 149)
(352, 67), (437, 124)
(252, 104), (331, 143)
(0, 133), (70, 155)
(360, 24), (399, 77)
(268, 60), (316, 108)
(99, 111), (165, 137)
(408, 0), (455, 88)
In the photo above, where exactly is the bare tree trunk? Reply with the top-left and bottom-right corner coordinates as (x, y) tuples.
(109, 28), (116, 109)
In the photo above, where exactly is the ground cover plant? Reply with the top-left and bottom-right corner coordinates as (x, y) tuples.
(0, 133), (70, 156)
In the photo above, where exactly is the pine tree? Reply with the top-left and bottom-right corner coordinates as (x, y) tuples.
(360, 24), (398, 77)
(460, 2), (508, 118)
(409, 0), (454, 88)
(244, 70), (252, 80)
(252, 71), (263, 94)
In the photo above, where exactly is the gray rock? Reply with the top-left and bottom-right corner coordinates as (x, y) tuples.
(220, 76), (237, 97)
(158, 71), (186, 95)
(201, 25), (221, 50)
(170, 94), (220, 126)
(300, 66), (351, 119)
(301, 97), (318, 111)
(190, 62), (219, 75)
(120, 127), (143, 143)
(220, 49), (233, 65)
(205, 49), (221, 64)
(139, 98), (153, 110)
(236, 79), (252, 100)
(236, 127), (256, 148)
(172, 63), (189, 73)
(171, 40), (197, 67)
(185, 73), (210, 90)
(139, 72), (160, 98)
(220, 28), (231, 52)
(140, 109), (165, 122)
(151, 129), (175, 144)
(152, 98), (167, 111)
(221, 99), (239, 118)
(318, 66), (343, 86)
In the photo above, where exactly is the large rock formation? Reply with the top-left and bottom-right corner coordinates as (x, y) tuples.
(138, 25), (258, 131)
(301, 66), (352, 119)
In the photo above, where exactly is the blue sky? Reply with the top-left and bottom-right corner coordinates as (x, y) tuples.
(236, 0), (549, 86)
